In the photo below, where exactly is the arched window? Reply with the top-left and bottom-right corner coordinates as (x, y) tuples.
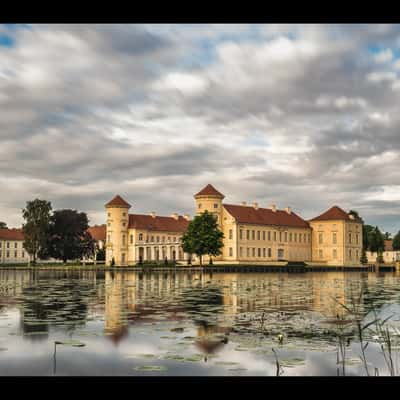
(139, 233), (143, 241)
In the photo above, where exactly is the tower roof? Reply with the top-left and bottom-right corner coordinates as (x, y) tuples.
(105, 195), (131, 208)
(309, 206), (359, 222)
(194, 184), (225, 199)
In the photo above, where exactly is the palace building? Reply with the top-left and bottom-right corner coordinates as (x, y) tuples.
(0, 225), (107, 264)
(0, 228), (29, 264)
(105, 184), (363, 267)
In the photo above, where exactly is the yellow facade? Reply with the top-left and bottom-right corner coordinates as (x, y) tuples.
(0, 239), (29, 264)
(309, 219), (362, 266)
(105, 185), (363, 267)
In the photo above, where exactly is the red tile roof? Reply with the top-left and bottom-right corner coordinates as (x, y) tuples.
(223, 204), (310, 228)
(384, 240), (393, 252)
(0, 228), (25, 241)
(87, 225), (106, 241)
(194, 184), (225, 199)
(128, 214), (189, 232)
(105, 195), (131, 208)
(309, 206), (358, 222)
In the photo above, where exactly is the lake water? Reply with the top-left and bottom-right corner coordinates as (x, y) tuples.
(1, 269), (400, 376)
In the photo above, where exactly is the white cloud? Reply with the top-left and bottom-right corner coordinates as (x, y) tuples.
(367, 71), (397, 83)
(373, 48), (393, 63)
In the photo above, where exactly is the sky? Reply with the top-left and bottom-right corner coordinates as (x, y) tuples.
(1, 24), (400, 233)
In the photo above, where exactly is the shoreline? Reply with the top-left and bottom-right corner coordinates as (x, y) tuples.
(0, 264), (395, 273)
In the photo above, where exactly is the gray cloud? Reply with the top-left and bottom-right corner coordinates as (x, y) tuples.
(1, 24), (400, 233)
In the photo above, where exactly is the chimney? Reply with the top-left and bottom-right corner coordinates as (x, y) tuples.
(171, 213), (179, 220)
(285, 207), (292, 214)
(252, 202), (259, 210)
(150, 211), (156, 218)
(241, 201), (247, 206)
(184, 214), (190, 221)
(269, 204), (277, 212)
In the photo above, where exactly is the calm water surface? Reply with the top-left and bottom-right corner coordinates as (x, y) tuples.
(1, 269), (400, 376)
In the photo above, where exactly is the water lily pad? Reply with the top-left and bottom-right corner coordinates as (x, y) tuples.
(54, 340), (86, 347)
(133, 365), (168, 372)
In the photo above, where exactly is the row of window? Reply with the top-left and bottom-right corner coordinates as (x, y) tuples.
(318, 249), (359, 260)
(198, 203), (219, 209)
(0, 242), (21, 249)
(235, 229), (310, 244)
(107, 234), (181, 245)
(318, 224), (360, 232)
(0, 250), (25, 258)
(232, 247), (283, 258)
(318, 232), (359, 245)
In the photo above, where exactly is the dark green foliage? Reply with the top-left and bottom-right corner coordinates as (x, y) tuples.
(181, 210), (224, 267)
(96, 247), (106, 261)
(360, 249), (368, 264)
(367, 226), (384, 253)
(384, 232), (392, 240)
(47, 209), (91, 263)
(22, 199), (52, 264)
(0, 221), (7, 229)
(393, 231), (400, 251)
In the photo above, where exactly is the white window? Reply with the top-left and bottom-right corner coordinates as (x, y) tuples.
(198, 204), (202, 209)
(319, 233), (323, 244)
(229, 247), (233, 257)
(214, 203), (218, 208)
(333, 249), (337, 259)
(240, 229), (243, 240)
(319, 250), (323, 259)
(229, 229), (233, 240)
(333, 232), (337, 244)
(14, 242), (18, 248)
(122, 235), (126, 246)
(130, 235), (133, 244)
(139, 233), (143, 241)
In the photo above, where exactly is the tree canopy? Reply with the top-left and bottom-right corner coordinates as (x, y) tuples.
(181, 210), (224, 266)
(22, 199), (52, 264)
(393, 231), (400, 251)
(0, 221), (7, 229)
(47, 209), (93, 263)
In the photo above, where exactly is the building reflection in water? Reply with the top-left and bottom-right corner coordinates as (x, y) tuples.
(1, 269), (400, 348)
(102, 270), (398, 348)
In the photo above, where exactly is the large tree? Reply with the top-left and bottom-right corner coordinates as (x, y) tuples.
(393, 231), (400, 251)
(0, 221), (7, 229)
(47, 209), (91, 263)
(367, 226), (384, 253)
(181, 210), (224, 267)
(22, 199), (52, 264)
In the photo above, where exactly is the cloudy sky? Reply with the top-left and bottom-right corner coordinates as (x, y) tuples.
(1, 24), (400, 233)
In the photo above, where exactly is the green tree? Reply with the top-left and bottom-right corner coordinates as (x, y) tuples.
(392, 231), (400, 251)
(181, 210), (224, 267)
(384, 232), (392, 240)
(0, 221), (7, 229)
(47, 209), (90, 263)
(22, 199), (52, 264)
(360, 249), (368, 264)
(363, 224), (374, 252)
(368, 226), (384, 253)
